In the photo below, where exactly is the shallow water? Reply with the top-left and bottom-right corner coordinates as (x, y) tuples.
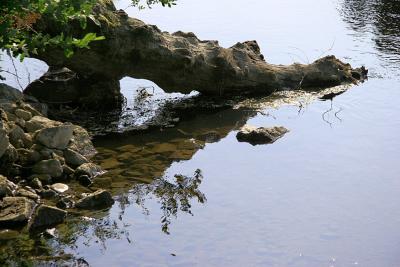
(2, 0), (400, 266)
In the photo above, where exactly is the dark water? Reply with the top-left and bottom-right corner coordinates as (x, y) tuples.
(2, 0), (400, 266)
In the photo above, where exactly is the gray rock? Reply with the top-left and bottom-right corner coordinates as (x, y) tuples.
(0, 84), (23, 102)
(35, 125), (74, 149)
(64, 148), (89, 166)
(75, 163), (103, 178)
(50, 183), (69, 193)
(30, 177), (43, 189)
(68, 125), (97, 159)
(29, 205), (67, 230)
(0, 197), (34, 225)
(0, 128), (9, 158)
(236, 125), (289, 145)
(76, 190), (114, 210)
(25, 116), (61, 133)
(15, 109), (32, 121)
(32, 159), (63, 178)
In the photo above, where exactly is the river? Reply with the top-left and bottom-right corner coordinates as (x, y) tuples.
(1, 0), (400, 266)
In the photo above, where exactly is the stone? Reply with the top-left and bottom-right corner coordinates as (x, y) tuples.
(35, 125), (74, 149)
(50, 183), (69, 193)
(17, 148), (41, 165)
(40, 189), (58, 199)
(29, 205), (67, 230)
(0, 128), (9, 158)
(16, 188), (39, 200)
(29, 174), (52, 185)
(0, 197), (34, 225)
(0, 175), (16, 199)
(77, 175), (92, 187)
(30, 177), (43, 189)
(32, 159), (63, 178)
(15, 109), (32, 121)
(68, 126), (97, 159)
(0, 84), (23, 102)
(64, 148), (88, 166)
(75, 163), (103, 178)
(56, 197), (74, 209)
(25, 116), (56, 133)
(75, 190), (114, 210)
(236, 125), (289, 145)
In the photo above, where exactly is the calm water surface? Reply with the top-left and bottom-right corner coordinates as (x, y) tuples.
(2, 0), (400, 266)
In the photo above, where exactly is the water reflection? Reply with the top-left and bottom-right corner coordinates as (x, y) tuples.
(340, 0), (400, 59)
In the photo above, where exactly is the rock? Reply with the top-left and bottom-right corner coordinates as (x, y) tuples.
(16, 188), (39, 200)
(25, 116), (60, 133)
(29, 205), (67, 230)
(50, 183), (69, 193)
(29, 174), (52, 185)
(35, 125), (74, 149)
(64, 148), (89, 166)
(0, 128), (9, 158)
(236, 125), (289, 145)
(75, 190), (114, 210)
(62, 165), (74, 175)
(8, 125), (32, 148)
(17, 148), (41, 165)
(0, 229), (20, 240)
(32, 159), (63, 178)
(75, 163), (103, 178)
(68, 126), (97, 159)
(0, 84), (23, 102)
(0, 175), (16, 199)
(15, 109), (32, 121)
(40, 189), (58, 199)
(77, 175), (92, 187)
(0, 197), (34, 225)
(30, 177), (43, 189)
(56, 197), (74, 209)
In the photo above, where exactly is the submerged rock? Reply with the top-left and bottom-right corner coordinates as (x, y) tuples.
(29, 205), (67, 230)
(75, 190), (114, 210)
(50, 183), (69, 193)
(236, 125), (289, 145)
(0, 197), (34, 225)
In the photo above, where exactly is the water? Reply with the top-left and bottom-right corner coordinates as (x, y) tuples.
(1, 0), (400, 266)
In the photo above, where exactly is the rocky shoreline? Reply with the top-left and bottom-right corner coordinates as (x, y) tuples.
(0, 83), (114, 233)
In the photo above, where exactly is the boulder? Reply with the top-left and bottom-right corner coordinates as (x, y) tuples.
(32, 159), (63, 178)
(29, 205), (67, 230)
(68, 126), (97, 159)
(35, 125), (74, 149)
(0, 84), (23, 102)
(0, 197), (34, 225)
(236, 125), (289, 145)
(64, 148), (88, 166)
(25, 116), (61, 133)
(75, 190), (114, 210)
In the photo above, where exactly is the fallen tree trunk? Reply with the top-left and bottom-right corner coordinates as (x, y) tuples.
(25, 0), (367, 108)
